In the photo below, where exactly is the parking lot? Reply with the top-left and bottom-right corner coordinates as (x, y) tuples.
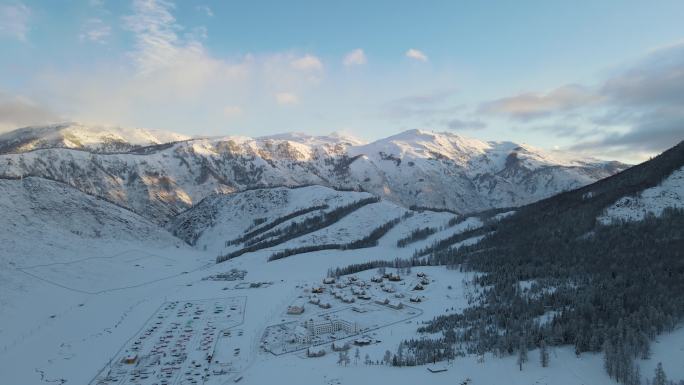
(91, 297), (246, 385)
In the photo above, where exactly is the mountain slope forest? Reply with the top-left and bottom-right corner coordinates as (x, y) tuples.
(381, 141), (684, 384)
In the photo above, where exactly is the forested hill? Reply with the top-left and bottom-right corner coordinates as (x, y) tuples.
(481, 139), (684, 245)
(428, 140), (684, 258)
(405, 140), (684, 384)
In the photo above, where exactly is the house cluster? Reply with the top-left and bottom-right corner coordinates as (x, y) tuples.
(306, 347), (326, 357)
(318, 273), (406, 304)
(316, 276), (374, 304)
(374, 297), (404, 310)
(329, 336), (373, 351)
(412, 271), (431, 291)
(287, 300), (306, 315)
(312, 271), (424, 312)
(202, 269), (247, 282)
(308, 295), (332, 309)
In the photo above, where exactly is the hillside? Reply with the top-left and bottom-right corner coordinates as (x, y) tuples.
(599, 165), (684, 224)
(169, 184), (492, 263)
(170, 185), (376, 252)
(0, 176), (186, 312)
(0, 176), (183, 259)
(409, 140), (684, 382)
(0, 124), (627, 223)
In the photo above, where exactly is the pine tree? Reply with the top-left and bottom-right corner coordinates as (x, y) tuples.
(629, 362), (641, 385)
(653, 362), (667, 385)
(383, 350), (392, 365)
(517, 337), (528, 371)
(540, 339), (549, 368)
(604, 339), (616, 379)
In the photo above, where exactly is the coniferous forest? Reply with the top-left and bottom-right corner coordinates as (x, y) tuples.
(387, 142), (684, 384)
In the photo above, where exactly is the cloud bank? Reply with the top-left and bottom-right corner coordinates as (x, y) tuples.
(0, 2), (30, 41)
(478, 42), (684, 161)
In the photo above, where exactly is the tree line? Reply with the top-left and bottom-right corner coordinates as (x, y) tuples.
(216, 197), (379, 262)
(225, 204), (329, 246)
(268, 215), (404, 261)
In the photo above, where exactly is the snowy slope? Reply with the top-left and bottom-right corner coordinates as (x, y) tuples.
(276, 200), (408, 248)
(169, 185), (490, 265)
(170, 185), (374, 253)
(0, 176), (187, 315)
(599, 165), (684, 224)
(0, 124), (627, 223)
(0, 122), (190, 154)
(0, 177), (182, 260)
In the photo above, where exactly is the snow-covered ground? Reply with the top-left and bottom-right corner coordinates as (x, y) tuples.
(2, 172), (683, 385)
(8, 241), (681, 385)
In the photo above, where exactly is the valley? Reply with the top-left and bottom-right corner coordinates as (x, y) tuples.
(4, 3), (684, 383)
(0, 127), (681, 385)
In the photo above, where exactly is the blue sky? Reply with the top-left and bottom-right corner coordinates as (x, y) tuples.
(1, 0), (684, 162)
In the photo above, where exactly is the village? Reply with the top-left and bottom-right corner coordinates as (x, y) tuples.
(86, 266), (465, 385)
(91, 297), (247, 385)
(259, 268), (433, 357)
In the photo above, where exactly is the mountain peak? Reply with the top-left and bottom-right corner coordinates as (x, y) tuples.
(256, 131), (365, 146)
(0, 122), (190, 154)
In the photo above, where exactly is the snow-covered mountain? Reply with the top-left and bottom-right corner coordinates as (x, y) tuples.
(0, 124), (627, 223)
(0, 122), (190, 154)
(0, 176), (183, 261)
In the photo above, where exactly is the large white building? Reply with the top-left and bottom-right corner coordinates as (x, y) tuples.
(304, 318), (359, 336)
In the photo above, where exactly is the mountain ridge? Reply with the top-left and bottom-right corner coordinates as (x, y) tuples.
(0, 123), (629, 223)
(0, 122), (192, 154)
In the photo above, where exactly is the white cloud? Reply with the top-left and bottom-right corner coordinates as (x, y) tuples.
(405, 48), (428, 62)
(223, 105), (243, 118)
(445, 118), (486, 130)
(343, 49), (367, 66)
(0, 2), (30, 41)
(79, 18), (111, 43)
(186, 26), (208, 41)
(479, 85), (599, 120)
(123, 0), (183, 75)
(17, 0), (329, 135)
(384, 89), (460, 119)
(196, 5), (213, 17)
(275, 92), (299, 105)
(290, 55), (323, 71)
(0, 92), (62, 132)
